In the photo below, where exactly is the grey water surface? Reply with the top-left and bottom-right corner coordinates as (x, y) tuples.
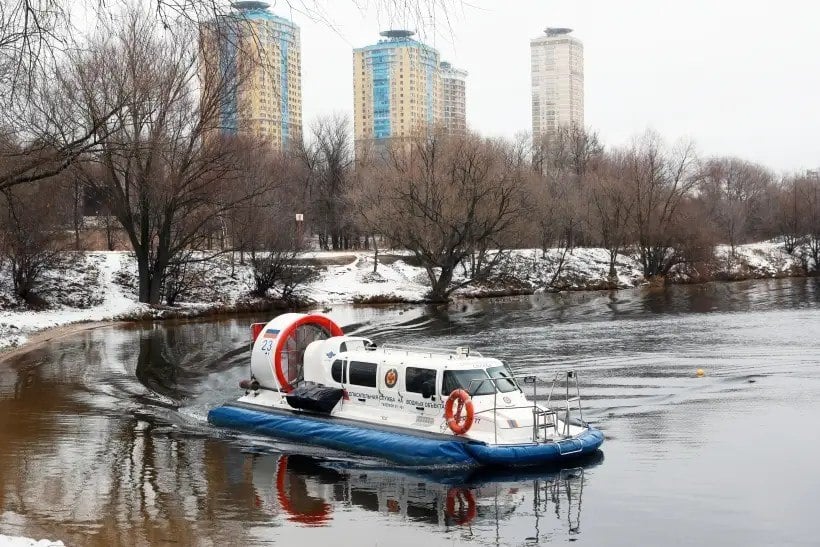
(1, 277), (819, 546)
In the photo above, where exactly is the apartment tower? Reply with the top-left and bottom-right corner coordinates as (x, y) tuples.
(204, 1), (302, 150)
(440, 61), (468, 135)
(530, 27), (584, 142)
(353, 30), (441, 155)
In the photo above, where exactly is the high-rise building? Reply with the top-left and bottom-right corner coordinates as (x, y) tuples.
(353, 30), (441, 155)
(440, 61), (468, 135)
(203, 1), (302, 150)
(530, 27), (584, 141)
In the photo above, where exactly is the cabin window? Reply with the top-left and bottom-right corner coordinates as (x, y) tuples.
(339, 342), (347, 352)
(442, 369), (496, 396)
(331, 360), (344, 383)
(405, 367), (437, 395)
(348, 361), (378, 387)
(487, 365), (519, 393)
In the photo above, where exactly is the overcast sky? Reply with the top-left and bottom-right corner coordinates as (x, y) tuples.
(292, 0), (819, 173)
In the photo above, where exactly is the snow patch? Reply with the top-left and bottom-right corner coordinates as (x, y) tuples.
(0, 252), (142, 351)
(712, 241), (803, 280)
(0, 535), (64, 547)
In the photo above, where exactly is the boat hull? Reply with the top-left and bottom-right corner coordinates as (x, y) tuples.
(464, 428), (605, 466)
(208, 403), (604, 467)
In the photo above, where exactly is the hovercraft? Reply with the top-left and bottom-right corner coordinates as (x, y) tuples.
(208, 313), (604, 467)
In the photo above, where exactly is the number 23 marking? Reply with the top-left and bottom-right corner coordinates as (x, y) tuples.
(260, 340), (274, 354)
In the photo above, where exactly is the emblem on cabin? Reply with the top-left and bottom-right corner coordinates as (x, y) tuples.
(384, 368), (398, 388)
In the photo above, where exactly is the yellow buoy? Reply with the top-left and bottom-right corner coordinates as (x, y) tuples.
(696, 369), (705, 377)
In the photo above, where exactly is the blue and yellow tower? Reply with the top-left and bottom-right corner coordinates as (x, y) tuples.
(353, 30), (442, 156)
(205, 1), (301, 150)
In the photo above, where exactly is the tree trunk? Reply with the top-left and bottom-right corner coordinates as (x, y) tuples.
(149, 273), (164, 304)
(427, 261), (456, 302)
(136, 251), (166, 305)
(608, 249), (618, 280)
(72, 181), (82, 251)
(105, 218), (114, 251)
(137, 253), (151, 304)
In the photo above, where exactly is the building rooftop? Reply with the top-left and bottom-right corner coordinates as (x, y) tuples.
(355, 29), (438, 55)
(232, 1), (270, 10)
(545, 27), (573, 36)
(380, 30), (415, 39)
(440, 61), (468, 78)
(226, 1), (296, 26)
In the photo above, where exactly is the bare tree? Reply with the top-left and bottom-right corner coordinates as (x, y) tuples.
(0, 179), (63, 304)
(532, 124), (603, 178)
(0, 77), (122, 191)
(786, 173), (820, 272)
(625, 131), (701, 278)
(588, 154), (635, 280)
(296, 114), (356, 250)
(527, 168), (579, 288)
(356, 132), (527, 302)
(774, 177), (804, 254)
(225, 146), (315, 301)
(801, 175), (820, 272)
(249, 237), (316, 303)
(225, 149), (292, 266)
(531, 126), (602, 250)
(0, 1), (126, 192)
(700, 157), (772, 256)
(60, 10), (269, 304)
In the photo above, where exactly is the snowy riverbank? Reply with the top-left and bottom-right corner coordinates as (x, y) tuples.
(0, 241), (806, 352)
(0, 535), (63, 547)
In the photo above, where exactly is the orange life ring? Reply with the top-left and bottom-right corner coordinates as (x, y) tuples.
(445, 487), (477, 525)
(274, 314), (343, 393)
(444, 389), (474, 435)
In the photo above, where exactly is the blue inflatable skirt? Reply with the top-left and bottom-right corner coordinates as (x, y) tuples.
(208, 403), (603, 467)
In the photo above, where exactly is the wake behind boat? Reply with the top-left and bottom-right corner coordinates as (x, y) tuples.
(208, 313), (604, 466)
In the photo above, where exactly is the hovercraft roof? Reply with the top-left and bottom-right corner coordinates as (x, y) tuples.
(338, 344), (504, 370)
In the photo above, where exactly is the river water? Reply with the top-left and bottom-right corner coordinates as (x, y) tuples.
(1, 278), (819, 546)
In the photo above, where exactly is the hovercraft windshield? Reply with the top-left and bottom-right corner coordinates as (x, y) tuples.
(443, 364), (520, 396)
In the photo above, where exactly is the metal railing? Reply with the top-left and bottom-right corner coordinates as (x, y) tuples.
(461, 370), (586, 445)
(545, 370), (585, 437)
(380, 344), (483, 359)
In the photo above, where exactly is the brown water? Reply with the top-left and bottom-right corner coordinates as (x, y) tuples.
(1, 278), (819, 546)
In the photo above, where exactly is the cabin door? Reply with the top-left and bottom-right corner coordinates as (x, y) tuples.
(402, 366), (442, 415)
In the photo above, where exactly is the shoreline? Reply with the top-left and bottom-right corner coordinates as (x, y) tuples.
(0, 242), (810, 356)
(1, 272), (813, 361)
(0, 320), (118, 363)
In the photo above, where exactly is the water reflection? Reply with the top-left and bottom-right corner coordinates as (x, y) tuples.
(250, 452), (601, 536)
